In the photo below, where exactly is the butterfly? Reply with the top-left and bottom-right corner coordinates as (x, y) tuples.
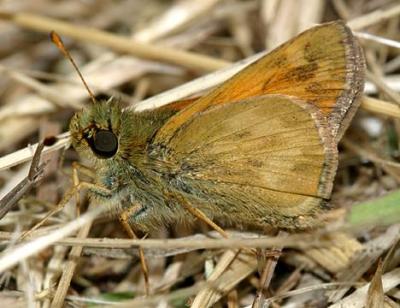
(69, 20), (365, 233)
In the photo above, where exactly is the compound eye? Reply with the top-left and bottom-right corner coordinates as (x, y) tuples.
(89, 130), (118, 158)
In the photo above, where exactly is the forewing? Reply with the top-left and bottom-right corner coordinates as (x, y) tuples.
(155, 21), (364, 144)
(153, 95), (338, 226)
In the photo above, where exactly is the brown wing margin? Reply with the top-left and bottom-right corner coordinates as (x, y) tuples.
(331, 24), (365, 141)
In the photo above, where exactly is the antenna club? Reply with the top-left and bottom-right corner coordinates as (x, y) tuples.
(50, 31), (64, 52)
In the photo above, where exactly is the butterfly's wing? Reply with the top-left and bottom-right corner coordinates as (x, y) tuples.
(151, 95), (337, 230)
(156, 21), (364, 144)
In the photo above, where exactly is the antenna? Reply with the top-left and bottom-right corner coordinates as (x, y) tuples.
(50, 31), (97, 105)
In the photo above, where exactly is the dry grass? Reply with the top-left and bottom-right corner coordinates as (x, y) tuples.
(0, 0), (400, 307)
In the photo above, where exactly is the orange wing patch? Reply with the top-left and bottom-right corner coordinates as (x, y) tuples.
(155, 21), (364, 144)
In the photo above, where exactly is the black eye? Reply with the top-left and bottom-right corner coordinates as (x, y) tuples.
(88, 130), (118, 158)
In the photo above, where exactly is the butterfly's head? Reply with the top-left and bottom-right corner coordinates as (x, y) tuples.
(69, 98), (123, 164)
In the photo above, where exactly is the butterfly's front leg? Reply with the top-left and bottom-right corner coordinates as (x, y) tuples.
(20, 162), (111, 240)
(20, 183), (109, 240)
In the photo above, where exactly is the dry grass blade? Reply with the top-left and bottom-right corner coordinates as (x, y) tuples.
(330, 267), (400, 307)
(327, 225), (400, 302)
(356, 31), (400, 49)
(133, 0), (222, 42)
(304, 232), (362, 275)
(192, 250), (257, 307)
(366, 260), (384, 308)
(0, 231), (319, 250)
(50, 206), (95, 308)
(361, 96), (400, 118)
(0, 206), (104, 273)
(0, 132), (70, 171)
(257, 282), (361, 307)
(347, 3), (400, 30)
(0, 65), (81, 109)
(0, 11), (229, 73)
(252, 233), (285, 308)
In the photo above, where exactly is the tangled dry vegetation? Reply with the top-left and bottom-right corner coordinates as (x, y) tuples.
(0, 0), (400, 307)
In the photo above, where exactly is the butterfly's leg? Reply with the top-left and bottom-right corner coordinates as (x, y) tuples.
(71, 162), (96, 178)
(118, 205), (150, 296)
(71, 162), (96, 215)
(166, 191), (265, 257)
(165, 190), (229, 239)
(21, 164), (110, 239)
